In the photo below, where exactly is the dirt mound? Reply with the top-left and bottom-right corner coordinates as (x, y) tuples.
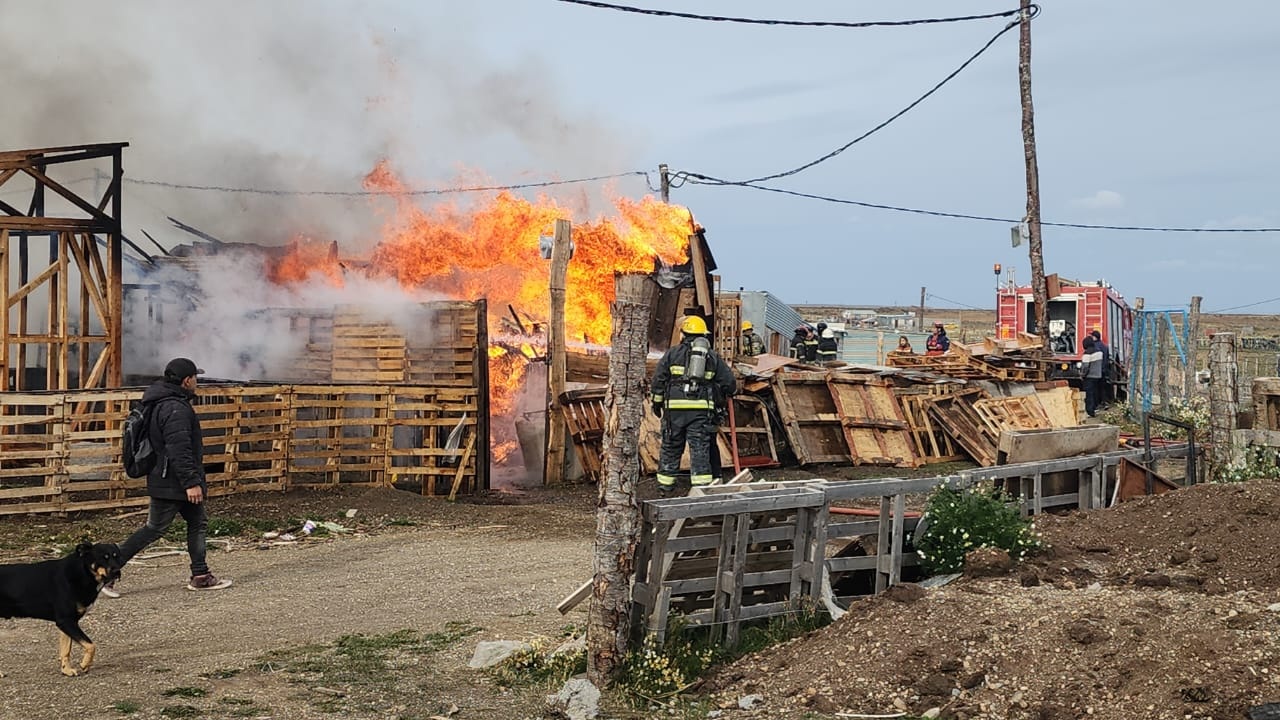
(1032, 481), (1280, 593)
(707, 481), (1280, 719)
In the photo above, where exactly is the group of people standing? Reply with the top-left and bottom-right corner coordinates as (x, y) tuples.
(786, 322), (838, 363)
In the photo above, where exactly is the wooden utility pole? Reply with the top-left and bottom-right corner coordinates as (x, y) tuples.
(1183, 295), (1202, 399)
(917, 287), (926, 332)
(658, 164), (671, 203)
(587, 272), (655, 685)
(544, 219), (572, 485)
(1018, 0), (1049, 348)
(1208, 332), (1238, 478)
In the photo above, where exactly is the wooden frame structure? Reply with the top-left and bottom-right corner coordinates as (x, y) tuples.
(0, 144), (128, 391)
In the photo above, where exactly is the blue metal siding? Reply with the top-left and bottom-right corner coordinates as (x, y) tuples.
(838, 330), (934, 365)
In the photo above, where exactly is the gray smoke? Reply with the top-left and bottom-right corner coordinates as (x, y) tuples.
(0, 1), (638, 251)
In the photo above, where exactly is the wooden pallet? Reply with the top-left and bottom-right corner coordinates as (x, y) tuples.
(561, 388), (607, 483)
(827, 375), (919, 467)
(895, 388), (966, 464)
(923, 389), (997, 466)
(772, 371), (849, 465)
(0, 382), (483, 515)
(972, 396), (1053, 438)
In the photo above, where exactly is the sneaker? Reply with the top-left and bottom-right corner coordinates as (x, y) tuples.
(100, 581), (121, 599)
(186, 573), (233, 591)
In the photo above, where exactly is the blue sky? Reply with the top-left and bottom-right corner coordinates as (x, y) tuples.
(4, 0), (1277, 313)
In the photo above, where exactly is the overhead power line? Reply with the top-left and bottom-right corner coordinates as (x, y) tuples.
(709, 18), (1022, 185)
(927, 292), (989, 311)
(123, 171), (653, 197)
(676, 176), (1280, 233)
(1206, 297), (1280, 314)
(555, 0), (1025, 29)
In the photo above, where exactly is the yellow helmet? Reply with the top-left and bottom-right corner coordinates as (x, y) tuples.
(681, 316), (708, 335)
(741, 321), (753, 331)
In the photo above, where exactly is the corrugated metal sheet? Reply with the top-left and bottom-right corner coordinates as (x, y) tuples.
(838, 330), (934, 365)
(736, 290), (806, 355)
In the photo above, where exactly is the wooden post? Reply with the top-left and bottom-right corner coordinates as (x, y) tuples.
(1018, 0), (1049, 348)
(1208, 332), (1238, 478)
(544, 219), (572, 485)
(658, 164), (670, 203)
(689, 233), (712, 320)
(1156, 315), (1170, 409)
(1183, 296), (1202, 399)
(917, 287), (926, 332)
(587, 272), (655, 686)
(474, 298), (491, 492)
(108, 152), (124, 387)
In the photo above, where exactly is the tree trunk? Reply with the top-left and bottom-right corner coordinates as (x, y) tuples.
(1208, 332), (1238, 478)
(587, 272), (656, 685)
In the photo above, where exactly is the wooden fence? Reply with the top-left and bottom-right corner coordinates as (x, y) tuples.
(632, 443), (1191, 646)
(0, 382), (483, 515)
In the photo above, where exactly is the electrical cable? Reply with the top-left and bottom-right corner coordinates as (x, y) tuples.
(555, 0), (1026, 29)
(675, 175), (1280, 233)
(1206, 297), (1280, 314)
(926, 293), (988, 311)
(122, 171), (652, 197)
(714, 18), (1021, 185)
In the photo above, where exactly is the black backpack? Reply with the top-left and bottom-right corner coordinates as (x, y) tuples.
(122, 400), (163, 478)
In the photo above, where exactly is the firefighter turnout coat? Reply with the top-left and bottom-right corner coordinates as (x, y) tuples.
(650, 339), (737, 488)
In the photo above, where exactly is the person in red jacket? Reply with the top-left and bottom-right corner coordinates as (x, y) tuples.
(925, 323), (951, 356)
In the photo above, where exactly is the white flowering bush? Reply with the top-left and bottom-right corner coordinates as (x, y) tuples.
(619, 631), (718, 703)
(1158, 395), (1210, 439)
(1216, 447), (1280, 483)
(913, 484), (1041, 575)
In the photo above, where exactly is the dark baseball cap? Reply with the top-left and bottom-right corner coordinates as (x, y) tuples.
(164, 358), (205, 379)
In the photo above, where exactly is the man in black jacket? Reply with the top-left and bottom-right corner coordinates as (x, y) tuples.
(111, 358), (232, 594)
(651, 316), (737, 492)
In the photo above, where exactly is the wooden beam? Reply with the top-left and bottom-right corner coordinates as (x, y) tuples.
(0, 216), (101, 232)
(473, 298), (491, 492)
(108, 151), (123, 387)
(6, 260), (60, 309)
(22, 166), (114, 227)
(689, 233), (712, 319)
(544, 218), (571, 485)
(0, 228), (8, 391)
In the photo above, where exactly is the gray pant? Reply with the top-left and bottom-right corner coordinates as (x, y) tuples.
(658, 410), (716, 486)
(119, 497), (209, 577)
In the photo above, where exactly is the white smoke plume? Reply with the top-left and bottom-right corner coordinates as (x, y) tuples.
(0, 1), (640, 251)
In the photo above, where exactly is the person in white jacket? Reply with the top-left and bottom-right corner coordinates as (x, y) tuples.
(1080, 337), (1104, 418)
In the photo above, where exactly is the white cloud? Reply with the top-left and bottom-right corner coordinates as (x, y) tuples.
(1073, 190), (1126, 210)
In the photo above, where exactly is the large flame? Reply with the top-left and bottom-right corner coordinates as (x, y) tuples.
(266, 161), (694, 467)
(361, 160), (690, 344)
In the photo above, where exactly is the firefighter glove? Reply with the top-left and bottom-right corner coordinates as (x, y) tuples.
(651, 402), (663, 419)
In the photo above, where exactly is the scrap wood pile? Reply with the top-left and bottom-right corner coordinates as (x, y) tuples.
(558, 348), (1084, 481)
(885, 332), (1053, 383)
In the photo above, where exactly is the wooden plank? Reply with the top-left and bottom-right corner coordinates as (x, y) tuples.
(828, 376), (919, 468)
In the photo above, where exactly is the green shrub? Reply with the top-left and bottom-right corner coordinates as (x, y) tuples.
(487, 637), (587, 688)
(913, 484), (1041, 574)
(1217, 446), (1280, 483)
(617, 630), (718, 705)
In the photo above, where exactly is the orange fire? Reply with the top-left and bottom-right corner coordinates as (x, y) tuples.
(268, 236), (344, 285)
(267, 160), (695, 467)
(362, 159), (691, 344)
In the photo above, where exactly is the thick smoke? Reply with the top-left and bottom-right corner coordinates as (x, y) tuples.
(0, 1), (638, 250)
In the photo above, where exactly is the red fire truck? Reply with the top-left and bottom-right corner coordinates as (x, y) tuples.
(996, 279), (1133, 398)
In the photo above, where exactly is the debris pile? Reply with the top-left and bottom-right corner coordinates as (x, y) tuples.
(707, 481), (1280, 720)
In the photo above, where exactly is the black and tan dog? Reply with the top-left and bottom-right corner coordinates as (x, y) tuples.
(0, 541), (123, 676)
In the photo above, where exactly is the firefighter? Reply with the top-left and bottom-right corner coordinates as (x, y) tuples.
(789, 325), (808, 360)
(817, 328), (838, 363)
(803, 326), (820, 362)
(925, 322), (951, 355)
(651, 316), (737, 492)
(740, 321), (765, 357)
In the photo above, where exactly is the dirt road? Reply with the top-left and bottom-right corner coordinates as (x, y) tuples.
(0, 522), (593, 719)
